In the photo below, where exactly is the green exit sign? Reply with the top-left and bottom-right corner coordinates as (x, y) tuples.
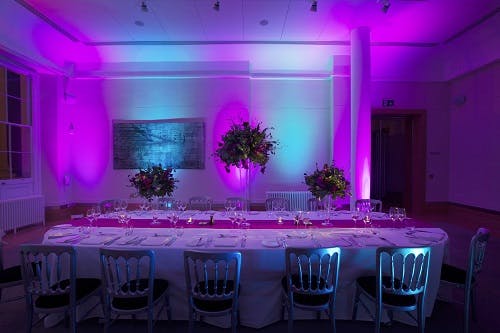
(382, 99), (394, 107)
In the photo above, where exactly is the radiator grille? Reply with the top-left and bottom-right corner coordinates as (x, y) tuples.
(0, 196), (45, 232)
(265, 191), (313, 211)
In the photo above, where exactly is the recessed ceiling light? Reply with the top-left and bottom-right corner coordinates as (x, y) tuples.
(259, 19), (269, 26)
(134, 20), (144, 27)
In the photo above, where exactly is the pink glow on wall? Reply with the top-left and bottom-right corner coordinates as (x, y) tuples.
(69, 80), (110, 185)
(212, 103), (250, 192)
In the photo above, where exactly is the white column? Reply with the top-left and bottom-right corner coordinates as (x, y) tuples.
(350, 27), (371, 206)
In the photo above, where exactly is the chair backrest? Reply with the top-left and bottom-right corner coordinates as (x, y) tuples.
(189, 196), (213, 211)
(466, 228), (490, 286)
(20, 244), (76, 300)
(184, 251), (241, 309)
(265, 197), (290, 211)
(157, 197), (176, 210)
(100, 200), (116, 215)
(225, 197), (248, 211)
(285, 247), (341, 297)
(307, 198), (324, 211)
(376, 246), (431, 298)
(100, 249), (155, 305)
(356, 199), (383, 212)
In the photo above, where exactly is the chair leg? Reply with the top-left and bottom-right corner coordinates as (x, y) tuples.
(375, 301), (382, 333)
(418, 296), (426, 333)
(470, 288), (477, 322)
(352, 285), (361, 320)
(70, 305), (77, 333)
(464, 287), (472, 333)
(231, 309), (238, 333)
(147, 308), (153, 333)
(329, 301), (336, 333)
(103, 303), (111, 333)
(188, 307), (195, 333)
(288, 305), (294, 333)
(165, 294), (172, 321)
(25, 295), (33, 333)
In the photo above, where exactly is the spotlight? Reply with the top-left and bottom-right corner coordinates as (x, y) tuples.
(213, 1), (220, 11)
(380, 0), (390, 14)
(141, 1), (148, 12)
(310, 1), (318, 12)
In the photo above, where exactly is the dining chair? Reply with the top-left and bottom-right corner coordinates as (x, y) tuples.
(265, 197), (290, 211)
(225, 197), (248, 211)
(20, 244), (102, 333)
(157, 197), (176, 210)
(307, 198), (324, 211)
(0, 230), (24, 303)
(184, 250), (242, 333)
(355, 199), (383, 212)
(439, 227), (490, 333)
(189, 196), (213, 211)
(352, 246), (431, 333)
(99, 248), (171, 333)
(282, 247), (341, 333)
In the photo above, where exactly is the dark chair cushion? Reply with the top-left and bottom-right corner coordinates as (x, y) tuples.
(0, 265), (23, 284)
(441, 263), (473, 285)
(35, 278), (101, 309)
(281, 275), (331, 307)
(112, 279), (168, 311)
(192, 280), (237, 312)
(356, 276), (417, 307)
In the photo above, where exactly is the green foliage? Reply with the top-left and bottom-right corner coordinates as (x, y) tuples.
(304, 162), (351, 200)
(214, 121), (278, 173)
(129, 164), (177, 200)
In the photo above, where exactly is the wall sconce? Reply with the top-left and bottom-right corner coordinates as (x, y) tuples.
(68, 122), (75, 135)
(379, 0), (390, 13)
(310, 1), (318, 12)
(213, 1), (220, 11)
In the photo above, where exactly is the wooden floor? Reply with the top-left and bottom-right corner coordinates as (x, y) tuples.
(1, 204), (499, 333)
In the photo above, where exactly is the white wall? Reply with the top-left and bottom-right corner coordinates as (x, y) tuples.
(448, 61), (500, 211)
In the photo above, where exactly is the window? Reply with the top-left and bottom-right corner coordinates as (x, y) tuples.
(0, 66), (32, 180)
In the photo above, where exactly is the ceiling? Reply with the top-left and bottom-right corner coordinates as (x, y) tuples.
(17, 0), (500, 46)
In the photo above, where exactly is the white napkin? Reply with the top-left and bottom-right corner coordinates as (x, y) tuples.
(187, 236), (204, 247)
(261, 239), (280, 248)
(407, 230), (444, 242)
(117, 236), (141, 245)
(47, 232), (77, 239)
(286, 231), (308, 239)
(320, 237), (352, 247)
(213, 238), (238, 247)
(360, 237), (387, 246)
(286, 239), (313, 247)
(80, 235), (114, 245)
(140, 237), (172, 246)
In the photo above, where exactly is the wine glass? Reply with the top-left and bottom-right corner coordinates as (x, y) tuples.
(389, 207), (399, 227)
(321, 196), (333, 226)
(85, 208), (96, 234)
(120, 199), (128, 212)
(351, 208), (361, 227)
(177, 200), (187, 216)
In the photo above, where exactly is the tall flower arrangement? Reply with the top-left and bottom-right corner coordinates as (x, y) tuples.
(304, 162), (351, 200)
(214, 121), (278, 173)
(129, 164), (177, 200)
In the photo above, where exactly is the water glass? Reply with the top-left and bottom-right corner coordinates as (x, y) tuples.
(351, 208), (361, 226)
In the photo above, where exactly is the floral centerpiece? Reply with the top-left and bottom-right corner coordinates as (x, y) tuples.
(129, 164), (177, 201)
(214, 121), (278, 173)
(304, 161), (351, 200)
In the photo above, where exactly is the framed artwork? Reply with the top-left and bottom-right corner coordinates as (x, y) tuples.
(113, 118), (205, 169)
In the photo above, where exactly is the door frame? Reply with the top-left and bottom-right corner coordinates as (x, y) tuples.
(371, 109), (427, 215)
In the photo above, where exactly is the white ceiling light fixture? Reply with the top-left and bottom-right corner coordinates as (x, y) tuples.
(140, 1), (148, 13)
(310, 1), (318, 12)
(213, 1), (220, 11)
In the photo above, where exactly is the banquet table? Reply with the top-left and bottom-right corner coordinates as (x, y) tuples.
(42, 210), (448, 328)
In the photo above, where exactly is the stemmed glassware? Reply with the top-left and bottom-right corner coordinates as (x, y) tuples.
(321, 195), (333, 226)
(85, 208), (96, 234)
(272, 201), (285, 224)
(351, 208), (361, 227)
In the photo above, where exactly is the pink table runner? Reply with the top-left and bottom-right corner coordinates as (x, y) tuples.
(70, 217), (427, 230)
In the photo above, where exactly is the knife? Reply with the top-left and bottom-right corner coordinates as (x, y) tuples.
(104, 236), (121, 246)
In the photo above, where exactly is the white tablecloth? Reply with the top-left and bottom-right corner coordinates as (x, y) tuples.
(43, 224), (447, 328)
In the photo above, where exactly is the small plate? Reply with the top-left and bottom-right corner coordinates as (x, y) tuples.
(261, 239), (280, 248)
(52, 224), (73, 229)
